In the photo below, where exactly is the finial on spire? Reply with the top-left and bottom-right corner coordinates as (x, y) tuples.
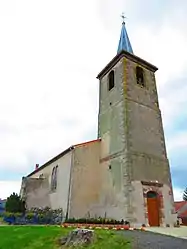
(121, 12), (126, 24)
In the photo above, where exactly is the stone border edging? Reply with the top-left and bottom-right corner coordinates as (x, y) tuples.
(61, 223), (146, 231)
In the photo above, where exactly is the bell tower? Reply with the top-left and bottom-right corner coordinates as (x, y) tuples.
(97, 19), (175, 226)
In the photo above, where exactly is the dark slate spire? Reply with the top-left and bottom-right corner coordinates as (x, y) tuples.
(117, 15), (133, 54)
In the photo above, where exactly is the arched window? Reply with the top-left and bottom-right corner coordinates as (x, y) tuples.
(51, 167), (56, 191)
(108, 70), (115, 91)
(51, 165), (58, 191)
(136, 66), (145, 87)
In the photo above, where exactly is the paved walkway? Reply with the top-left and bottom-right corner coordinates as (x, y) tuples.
(122, 230), (187, 249)
(146, 226), (187, 239)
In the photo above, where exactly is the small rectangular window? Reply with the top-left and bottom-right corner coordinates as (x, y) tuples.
(108, 70), (115, 91)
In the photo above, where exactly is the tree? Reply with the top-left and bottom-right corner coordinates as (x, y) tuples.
(5, 192), (25, 213)
(183, 188), (187, 201)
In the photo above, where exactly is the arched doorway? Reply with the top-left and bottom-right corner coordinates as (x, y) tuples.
(147, 191), (160, 226)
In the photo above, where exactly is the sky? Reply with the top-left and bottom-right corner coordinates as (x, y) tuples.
(0, 0), (187, 201)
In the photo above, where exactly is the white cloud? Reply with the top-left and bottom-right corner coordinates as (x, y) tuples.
(159, 84), (187, 129)
(0, 0), (101, 173)
(0, 0), (186, 190)
(130, 18), (187, 131)
(0, 0), (16, 17)
(0, 180), (21, 199)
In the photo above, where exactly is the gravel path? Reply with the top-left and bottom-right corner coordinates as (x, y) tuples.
(122, 230), (187, 249)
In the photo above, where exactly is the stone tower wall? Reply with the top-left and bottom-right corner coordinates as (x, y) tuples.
(97, 55), (175, 225)
(98, 58), (132, 220)
(123, 57), (175, 225)
(124, 58), (170, 183)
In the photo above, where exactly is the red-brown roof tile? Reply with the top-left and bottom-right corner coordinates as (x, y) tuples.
(179, 209), (187, 218)
(74, 138), (101, 147)
(174, 201), (186, 212)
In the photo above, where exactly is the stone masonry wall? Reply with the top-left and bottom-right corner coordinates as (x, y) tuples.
(68, 141), (101, 218)
(21, 151), (72, 214)
(125, 58), (173, 185)
(126, 59), (167, 157)
(22, 177), (51, 209)
(123, 57), (175, 224)
(98, 58), (132, 221)
(96, 55), (175, 224)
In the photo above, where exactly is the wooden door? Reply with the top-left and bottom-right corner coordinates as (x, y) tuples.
(147, 191), (160, 227)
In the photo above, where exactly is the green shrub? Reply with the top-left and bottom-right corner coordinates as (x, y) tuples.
(65, 217), (125, 225)
(14, 213), (22, 218)
(5, 193), (25, 213)
(4, 212), (15, 218)
(38, 214), (45, 220)
(25, 212), (34, 220)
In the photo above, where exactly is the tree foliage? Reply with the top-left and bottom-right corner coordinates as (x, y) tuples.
(5, 192), (25, 213)
(183, 188), (187, 201)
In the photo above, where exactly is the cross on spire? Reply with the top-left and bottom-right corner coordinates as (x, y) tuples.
(121, 13), (126, 24)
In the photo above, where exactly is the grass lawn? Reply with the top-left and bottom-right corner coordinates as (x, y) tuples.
(0, 226), (131, 249)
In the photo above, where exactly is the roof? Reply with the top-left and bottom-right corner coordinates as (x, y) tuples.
(96, 50), (158, 80)
(117, 22), (133, 54)
(27, 139), (101, 177)
(174, 201), (187, 218)
(74, 138), (101, 148)
(179, 209), (187, 218)
(174, 201), (186, 212)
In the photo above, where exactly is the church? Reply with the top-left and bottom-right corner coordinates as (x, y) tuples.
(20, 20), (177, 227)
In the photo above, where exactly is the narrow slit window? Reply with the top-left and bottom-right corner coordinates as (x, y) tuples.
(53, 165), (58, 190)
(136, 66), (145, 87)
(51, 167), (55, 191)
(108, 70), (115, 91)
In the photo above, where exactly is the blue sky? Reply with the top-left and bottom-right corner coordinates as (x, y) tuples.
(0, 0), (187, 200)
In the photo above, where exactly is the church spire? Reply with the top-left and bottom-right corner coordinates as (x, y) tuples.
(117, 14), (133, 54)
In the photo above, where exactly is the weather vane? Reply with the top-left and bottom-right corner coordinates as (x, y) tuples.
(121, 12), (126, 23)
